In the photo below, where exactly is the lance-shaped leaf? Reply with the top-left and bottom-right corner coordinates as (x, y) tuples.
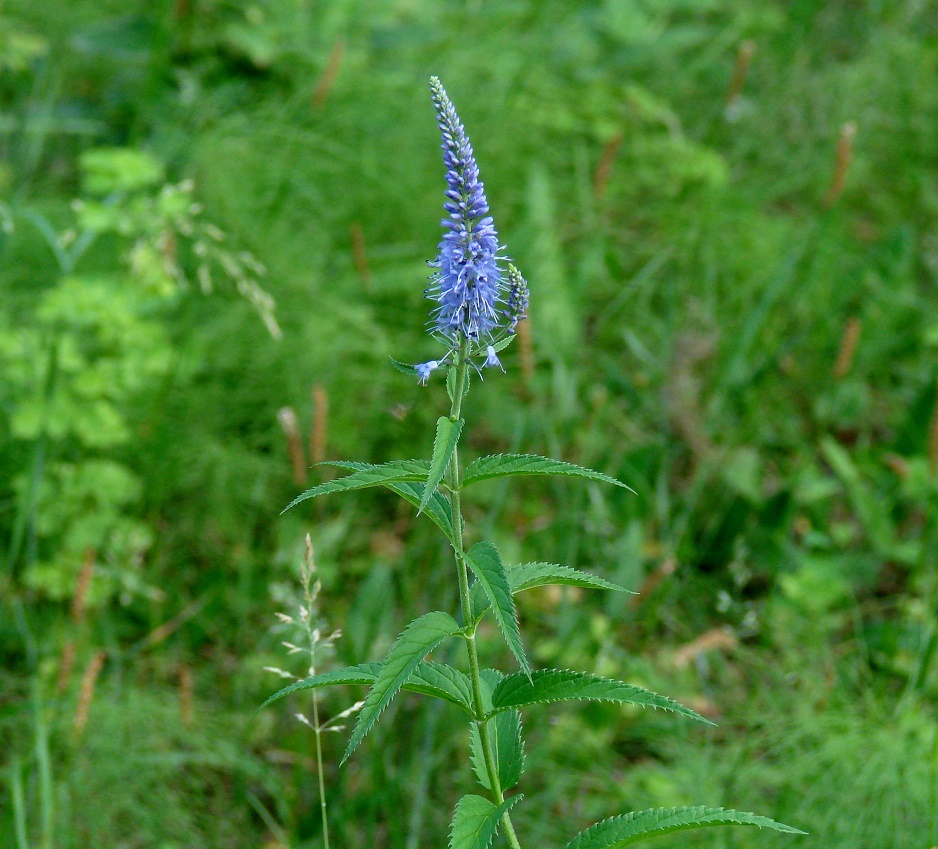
(321, 461), (455, 541)
(390, 358), (419, 377)
(449, 794), (523, 849)
(488, 669), (712, 724)
(563, 806), (806, 848)
(258, 664), (377, 712)
(446, 365), (471, 404)
(343, 611), (462, 763)
(463, 454), (633, 492)
(258, 660), (474, 716)
(384, 480), (456, 541)
(405, 660), (475, 714)
(472, 562), (631, 611)
(281, 460), (430, 513)
(465, 542), (529, 676)
(508, 562), (632, 595)
(421, 416), (463, 514)
(469, 708), (525, 792)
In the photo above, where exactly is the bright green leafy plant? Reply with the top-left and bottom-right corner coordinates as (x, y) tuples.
(263, 76), (805, 849)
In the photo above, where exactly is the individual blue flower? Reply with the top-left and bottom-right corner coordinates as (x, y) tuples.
(415, 360), (441, 385)
(484, 345), (504, 372)
(426, 76), (506, 345)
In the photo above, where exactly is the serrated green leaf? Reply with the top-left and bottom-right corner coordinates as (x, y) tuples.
(449, 794), (524, 849)
(470, 709), (525, 791)
(465, 542), (529, 676)
(563, 806), (806, 848)
(384, 480), (456, 541)
(472, 562), (632, 611)
(446, 366), (470, 403)
(477, 669), (502, 715)
(258, 660), (474, 716)
(421, 416), (463, 514)
(405, 661), (475, 714)
(508, 562), (632, 594)
(258, 664), (379, 712)
(281, 460), (430, 513)
(488, 669), (712, 724)
(488, 334), (516, 354)
(463, 454), (633, 491)
(343, 611), (461, 763)
(324, 461), (455, 541)
(390, 358), (419, 376)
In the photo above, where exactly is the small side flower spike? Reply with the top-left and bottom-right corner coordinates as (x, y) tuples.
(503, 263), (529, 333)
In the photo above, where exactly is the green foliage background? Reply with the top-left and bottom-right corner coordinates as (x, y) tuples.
(1, 1), (936, 847)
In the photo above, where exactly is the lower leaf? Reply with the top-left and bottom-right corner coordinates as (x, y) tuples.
(469, 709), (525, 792)
(449, 794), (524, 849)
(563, 806), (806, 848)
(342, 611), (461, 763)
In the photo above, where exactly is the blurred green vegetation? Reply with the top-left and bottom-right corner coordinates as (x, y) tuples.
(1, 0), (936, 847)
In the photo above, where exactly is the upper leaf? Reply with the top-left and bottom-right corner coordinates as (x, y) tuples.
(421, 416), (464, 514)
(465, 542), (530, 676)
(446, 365), (470, 403)
(472, 562), (632, 611)
(323, 461), (455, 541)
(404, 660), (475, 715)
(563, 806), (806, 848)
(463, 454), (633, 491)
(281, 460), (430, 514)
(258, 660), (474, 717)
(469, 708), (525, 792)
(488, 669), (713, 725)
(343, 611), (462, 763)
(390, 358), (419, 377)
(449, 794), (524, 849)
(508, 562), (632, 595)
(384, 480), (456, 542)
(258, 664), (378, 712)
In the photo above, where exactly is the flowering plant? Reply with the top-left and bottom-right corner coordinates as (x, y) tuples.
(262, 76), (804, 849)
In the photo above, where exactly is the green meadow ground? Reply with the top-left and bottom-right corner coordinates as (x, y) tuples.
(2, 1), (937, 847)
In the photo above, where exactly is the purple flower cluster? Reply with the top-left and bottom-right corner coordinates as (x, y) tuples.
(414, 78), (528, 385)
(426, 76), (505, 344)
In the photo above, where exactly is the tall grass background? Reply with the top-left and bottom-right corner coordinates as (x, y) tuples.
(1, 0), (936, 846)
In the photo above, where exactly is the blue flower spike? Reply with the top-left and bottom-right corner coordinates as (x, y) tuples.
(411, 76), (528, 383)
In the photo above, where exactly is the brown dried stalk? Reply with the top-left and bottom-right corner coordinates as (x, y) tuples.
(313, 39), (345, 110)
(73, 650), (106, 740)
(311, 384), (329, 467)
(824, 122), (857, 207)
(833, 316), (862, 379)
(278, 406), (308, 485)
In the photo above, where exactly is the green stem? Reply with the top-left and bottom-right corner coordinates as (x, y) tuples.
(311, 694), (330, 849)
(446, 339), (523, 849)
